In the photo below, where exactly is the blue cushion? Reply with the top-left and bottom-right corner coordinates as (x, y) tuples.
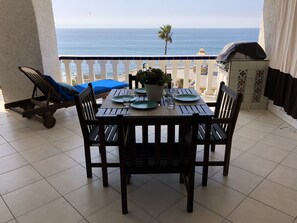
(44, 75), (128, 101)
(74, 79), (128, 94)
(44, 75), (77, 101)
(59, 82), (79, 94)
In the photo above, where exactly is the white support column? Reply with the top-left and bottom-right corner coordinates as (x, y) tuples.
(123, 60), (131, 82)
(159, 60), (167, 73)
(171, 60), (179, 86)
(74, 60), (84, 84)
(147, 60), (155, 68)
(194, 60), (203, 94)
(136, 60), (143, 71)
(62, 60), (72, 85)
(203, 60), (216, 95)
(183, 60), (191, 88)
(86, 60), (95, 82)
(111, 60), (119, 81)
(99, 60), (107, 79)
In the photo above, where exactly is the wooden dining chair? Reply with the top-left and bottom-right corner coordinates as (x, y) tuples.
(117, 114), (199, 214)
(128, 74), (142, 89)
(196, 82), (243, 185)
(74, 83), (119, 187)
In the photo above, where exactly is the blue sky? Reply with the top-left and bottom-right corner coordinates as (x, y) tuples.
(52, 0), (264, 28)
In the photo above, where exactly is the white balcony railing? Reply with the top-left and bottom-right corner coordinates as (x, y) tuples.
(59, 55), (218, 95)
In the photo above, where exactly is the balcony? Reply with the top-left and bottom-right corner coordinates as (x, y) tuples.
(1, 89), (297, 222)
(59, 55), (218, 95)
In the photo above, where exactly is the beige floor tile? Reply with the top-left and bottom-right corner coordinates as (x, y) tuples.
(281, 152), (297, 170)
(20, 143), (61, 163)
(0, 153), (28, 175)
(0, 122), (26, 135)
(0, 128), (36, 142)
(9, 135), (48, 152)
(0, 165), (42, 195)
(260, 134), (297, 151)
(65, 123), (83, 136)
(231, 135), (258, 151)
(66, 145), (100, 164)
(87, 199), (154, 223)
(272, 123), (297, 141)
(32, 153), (78, 177)
(247, 142), (289, 163)
(38, 127), (77, 142)
(246, 120), (279, 133)
(157, 198), (223, 223)
(64, 180), (119, 217)
(51, 134), (83, 152)
(194, 180), (245, 217)
(268, 165), (297, 191)
(7, 219), (17, 223)
(228, 197), (294, 223)
(16, 197), (84, 223)
(231, 153), (278, 177)
(128, 179), (184, 217)
(255, 112), (284, 125)
(250, 179), (297, 217)
(155, 173), (202, 195)
(3, 180), (60, 217)
(212, 166), (263, 195)
(0, 143), (16, 158)
(107, 169), (153, 193)
(235, 126), (268, 142)
(0, 135), (6, 144)
(0, 197), (14, 223)
(46, 165), (96, 195)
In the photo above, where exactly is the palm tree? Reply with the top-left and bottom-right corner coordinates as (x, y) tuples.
(158, 25), (172, 55)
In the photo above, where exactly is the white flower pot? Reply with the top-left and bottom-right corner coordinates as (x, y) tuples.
(145, 84), (164, 102)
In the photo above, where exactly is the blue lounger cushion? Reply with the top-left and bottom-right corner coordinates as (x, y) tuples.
(44, 75), (128, 101)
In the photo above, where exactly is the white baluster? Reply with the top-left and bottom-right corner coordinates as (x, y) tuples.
(98, 60), (107, 79)
(183, 60), (191, 88)
(147, 60), (154, 68)
(62, 60), (72, 85)
(203, 60), (216, 95)
(111, 60), (119, 81)
(123, 60), (131, 82)
(86, 60), (95, 82)
(136, 60), (143, 71)
(171, 60), (178, 86)
(159, 60), (167, 73)
(74, 60), (83, 84)
(194, 60), (203, 94)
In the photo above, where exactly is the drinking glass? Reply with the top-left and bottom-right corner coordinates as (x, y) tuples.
(123, 92), (132, 108)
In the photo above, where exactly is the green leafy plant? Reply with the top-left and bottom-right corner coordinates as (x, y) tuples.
(136, 65), (171, 86)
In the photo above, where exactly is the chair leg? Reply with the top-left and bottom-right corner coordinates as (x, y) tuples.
(100, 146), (109, 187)
(179, 173), (184, 184)
(223, 144), (231, 176)
(84, 145), (92, 178)
(127, 174), (131, 185)
(211, 144), (215, 152)
(186, 170), (194, 213)
(120, 168), (128, 214)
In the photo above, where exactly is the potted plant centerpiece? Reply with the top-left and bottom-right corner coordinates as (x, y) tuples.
(136, 66), (171, 102)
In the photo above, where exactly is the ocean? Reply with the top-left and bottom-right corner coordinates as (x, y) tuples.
(56, 28), (259, 56)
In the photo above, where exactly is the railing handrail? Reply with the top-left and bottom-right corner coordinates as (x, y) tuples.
(59, 55), (217, 60)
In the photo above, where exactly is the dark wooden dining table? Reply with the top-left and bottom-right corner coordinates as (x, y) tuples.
(96, 88), (214, 186)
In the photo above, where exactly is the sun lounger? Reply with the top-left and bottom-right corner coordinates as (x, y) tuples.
(4, 66), (128, 128)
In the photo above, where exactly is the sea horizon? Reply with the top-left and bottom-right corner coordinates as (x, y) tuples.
(56, 28), (259, 56)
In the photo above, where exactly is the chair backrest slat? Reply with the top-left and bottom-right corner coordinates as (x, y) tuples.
(215, 82), (243, 134)
(75, 84), (99, 141)
(118, 115), (197, 172)
(19, 66), (64, 102)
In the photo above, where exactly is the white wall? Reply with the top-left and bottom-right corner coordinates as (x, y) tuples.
(0, 0), (60, 103)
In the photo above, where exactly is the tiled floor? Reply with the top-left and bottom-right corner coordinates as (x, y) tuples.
(1, 92), (297, 223)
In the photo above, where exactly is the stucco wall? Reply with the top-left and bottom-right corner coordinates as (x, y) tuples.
(258, 0), (277, 59)
(0, 0), (60, 103)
